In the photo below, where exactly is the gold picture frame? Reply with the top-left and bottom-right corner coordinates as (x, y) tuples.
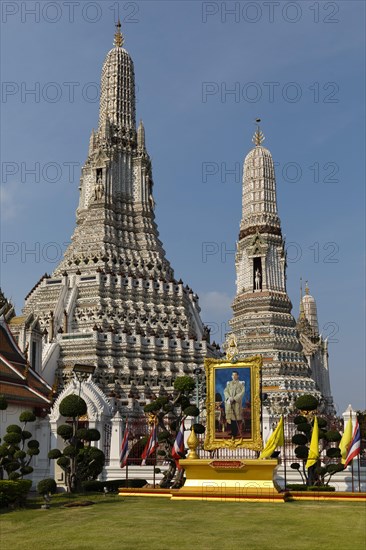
(204, 355), (263, 451)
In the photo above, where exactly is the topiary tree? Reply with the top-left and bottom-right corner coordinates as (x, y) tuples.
(295, 395), (319, 412)
(290, 395), (344, 487)
(59, 395), (87, 418)
(0, 400), (40, 482)
(142, 376), (205, 489)
(48, 395), (105, 493)
(38, 478), (57, 496)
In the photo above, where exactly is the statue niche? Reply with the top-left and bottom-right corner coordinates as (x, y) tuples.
(94, 168), (104, 201)
(253, 257), (262, 291)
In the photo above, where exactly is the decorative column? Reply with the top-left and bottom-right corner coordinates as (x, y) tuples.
(32, 417), (51, 487)
(107, 410), (123, 469)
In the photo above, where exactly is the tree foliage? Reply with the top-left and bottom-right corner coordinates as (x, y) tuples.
(290, 395), (344, 488)
(141, 375), (204, 489)
(0, 395), (8, 410)
(19, 411), (36, 423)
(325, 430), (342, 442)
(59, 395), (87, 418)
(295, 395), (319, 411)
(0, 403), (40, 482)
(173, 376), (196, 393)
(37, 478), (57, 495)
(48, 395), (105, 493)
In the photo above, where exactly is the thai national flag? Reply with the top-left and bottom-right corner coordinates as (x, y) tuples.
(344, 419), (361, 467)
(171, 420), (185, 467)
(120, 420), (129, 468)
(141, 424), (158, 465)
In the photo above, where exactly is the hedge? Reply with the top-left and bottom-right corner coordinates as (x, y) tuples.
(105, 479), (148, 491)
(0, 479), (32, 507)
(82, 479), (149, 493)
(81, 480), (104, 493)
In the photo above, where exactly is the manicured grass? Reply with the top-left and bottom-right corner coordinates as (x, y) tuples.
(1, 494), (365, 550)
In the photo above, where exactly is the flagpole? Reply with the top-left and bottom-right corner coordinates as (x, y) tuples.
(283, 416), (287, 490)
(153, 446), (156, 488)
(351, 460), (354, 492)
(356, 415), (361, 493)
(152, 422), (156, 488)
(349, 410), (353, 492)
(153, 420), (158, 487)
(125, 418), (129, 488)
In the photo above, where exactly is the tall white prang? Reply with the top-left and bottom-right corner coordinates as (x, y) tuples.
(227, 124), (334, 414)
(10, 24), (219, 414)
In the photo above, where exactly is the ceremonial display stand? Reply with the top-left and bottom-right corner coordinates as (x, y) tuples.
(171, 458), (283, 502)
(119, 353), (366, 503)
(120, 355), (286, 502)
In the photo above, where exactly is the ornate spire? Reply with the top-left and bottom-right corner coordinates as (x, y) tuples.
(299, 277), (306, 319)
(252, 118), (265, 146)
(137, 119), (145, 149)
(301, 281), (319, 334)
(114, 20), (124, 48)
(99, 21), (135, 131)
(240, 122), (280, 236)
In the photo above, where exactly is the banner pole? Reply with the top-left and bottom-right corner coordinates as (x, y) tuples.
(153, 447), (156, 488)
(351, 460), (354, 492)
(283, 416), (287, 490)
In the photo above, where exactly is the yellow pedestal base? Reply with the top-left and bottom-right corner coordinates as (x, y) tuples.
(172, 459), (284, 502)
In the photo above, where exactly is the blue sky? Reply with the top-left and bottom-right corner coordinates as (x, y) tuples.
(1, 1), (365, 414)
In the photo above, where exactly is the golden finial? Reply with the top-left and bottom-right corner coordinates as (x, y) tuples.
(114, 20), (124, 48)
(187, 426), (199, 459)
(226, 333), (238, 362)
(252, 118), (265, 146)
(305, 281), (310, 295)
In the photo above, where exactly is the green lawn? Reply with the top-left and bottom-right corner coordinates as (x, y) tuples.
(1, 494), (365, 550)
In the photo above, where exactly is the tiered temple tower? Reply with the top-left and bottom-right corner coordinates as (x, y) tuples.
(297, 281), (333, 411)
(227, 124), (330, 414)
(11, 24), (218, 408)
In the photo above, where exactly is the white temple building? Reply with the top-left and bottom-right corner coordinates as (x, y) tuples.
(297, 281), (333, 412)
(2, 22), (222, 485)
(226, 124), (334, 414)
(1, 26), (343, 486)
(9, 23), (218, 419)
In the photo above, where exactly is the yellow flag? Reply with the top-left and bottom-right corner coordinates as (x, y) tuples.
(260, 416), (284, 459)
(339, 418), (353, 464)
(306, 416), (319, 469)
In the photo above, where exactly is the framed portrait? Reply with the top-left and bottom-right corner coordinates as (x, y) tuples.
(203, 356), (262, 451)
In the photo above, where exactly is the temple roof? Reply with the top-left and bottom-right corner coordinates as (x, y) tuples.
(0, 316), (52, 408)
